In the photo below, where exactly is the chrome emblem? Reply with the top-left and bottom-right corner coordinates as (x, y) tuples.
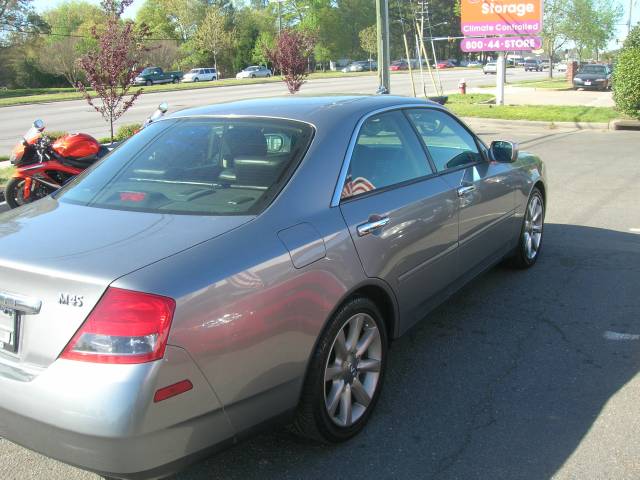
(59, 293), (84, 308)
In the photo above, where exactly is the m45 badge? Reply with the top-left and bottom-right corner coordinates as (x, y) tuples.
(59, 293), (84, 308)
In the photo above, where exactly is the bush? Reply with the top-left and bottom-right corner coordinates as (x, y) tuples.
(623, 24), (640, 49)
(98, 123), (141, 144)
(46, 131), (68, 141)
(114, 123), (141, 142)
(613, 47), (640, 120)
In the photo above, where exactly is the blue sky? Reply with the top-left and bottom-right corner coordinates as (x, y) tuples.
(32, 0), (639, 46)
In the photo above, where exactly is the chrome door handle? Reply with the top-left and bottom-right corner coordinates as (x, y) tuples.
(457, 185), (476, 197)
(357, 217), (390, 237)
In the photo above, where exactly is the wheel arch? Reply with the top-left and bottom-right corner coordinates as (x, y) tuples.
(296, 279), (399, 403)
(532, 179), (546, 205)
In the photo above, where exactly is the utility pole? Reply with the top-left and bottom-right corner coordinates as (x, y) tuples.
(629, 0), (634, 35)
(376, 0), (391, 93)
(496, 51), (505, 105)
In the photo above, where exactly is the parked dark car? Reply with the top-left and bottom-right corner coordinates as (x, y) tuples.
(342, 60), (378, 72)
(524, 59), (542, 72)
(573, 64), (612, 90)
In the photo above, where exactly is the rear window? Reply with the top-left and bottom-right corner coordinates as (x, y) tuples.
(58, 118), (314, 215)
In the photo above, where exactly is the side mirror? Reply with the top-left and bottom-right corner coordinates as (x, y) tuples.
(158, 102), (169, 113)
(490, 140), (519, 163)
(33, 119), (45, 131)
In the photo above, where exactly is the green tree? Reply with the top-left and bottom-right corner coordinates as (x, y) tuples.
(567, 0), (622, 62)
(542, 0), (571, 78)
(252, 30), (274, 65)
(0, 0), (42, 31)
(359, 24), (376, 60)
(136, 0), (180, 39)
(37, 1), (104, 86)
(193, 6), (232, 72)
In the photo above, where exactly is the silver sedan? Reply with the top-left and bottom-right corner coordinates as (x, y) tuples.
(0, 95), (546, 479)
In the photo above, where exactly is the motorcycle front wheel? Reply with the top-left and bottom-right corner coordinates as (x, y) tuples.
(4, 178), (53, 209)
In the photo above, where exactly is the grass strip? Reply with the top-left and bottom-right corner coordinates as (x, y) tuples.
(509, 78), (572, 90)
(447, 103), (618, 123)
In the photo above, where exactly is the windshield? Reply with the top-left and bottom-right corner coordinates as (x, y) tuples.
(58, 118), (314, 215)
(579, 65), (607, 74)
(140, 68), (155, 75)
(188, 69), (199, 74)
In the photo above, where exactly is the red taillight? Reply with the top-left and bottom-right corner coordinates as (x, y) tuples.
(61, 288), (176, 364)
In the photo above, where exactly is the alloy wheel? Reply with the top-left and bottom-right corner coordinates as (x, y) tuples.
(324, 313), (382, 427)
(523, 194), (544, 261)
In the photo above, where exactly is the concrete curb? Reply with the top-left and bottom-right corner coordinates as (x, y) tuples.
(610, 119), (640, 131)
(460, 117), (610, 130)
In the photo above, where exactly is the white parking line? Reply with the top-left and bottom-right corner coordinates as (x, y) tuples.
(604, 331), (640, 341)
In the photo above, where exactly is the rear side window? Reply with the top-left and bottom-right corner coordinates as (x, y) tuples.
(59, 118), (314, 215)
(341, 111), (433, 200)
(406, 109), (483, 172)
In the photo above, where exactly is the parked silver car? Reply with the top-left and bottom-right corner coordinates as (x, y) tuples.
(182, 67), (218, 82)
(483, 62), (498, 74)
(0, 95), (546, 479)
(235, 65), (272, 79)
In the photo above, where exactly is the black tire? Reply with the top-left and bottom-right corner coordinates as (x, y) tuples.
(266, 73), (271, 77)
(251, 74), (256, 78)
(4, 177), (53, 209)
(145, 80), (153, 86)
(194, 77), (199, 82)
(509, 188), (545, 269)
(290, 296), (388, 443)
(172, 77), (179, 84)
(4, 177), (27, 209)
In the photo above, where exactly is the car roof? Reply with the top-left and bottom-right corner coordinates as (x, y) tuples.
(166, 95), (443, 130)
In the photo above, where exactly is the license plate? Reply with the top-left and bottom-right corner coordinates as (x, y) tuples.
(0, 309), (18, 353)
(584, 81), (591, 85)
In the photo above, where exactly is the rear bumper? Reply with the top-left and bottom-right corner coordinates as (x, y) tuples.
(0, 346), (235, 479)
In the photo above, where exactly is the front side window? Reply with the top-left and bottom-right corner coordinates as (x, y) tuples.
(341, 111), (433, 200)
(59, 118), (314, 215)
(406, 109), (483, 172)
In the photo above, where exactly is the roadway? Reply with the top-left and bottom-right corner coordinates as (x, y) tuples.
(0, 68), (548, 154)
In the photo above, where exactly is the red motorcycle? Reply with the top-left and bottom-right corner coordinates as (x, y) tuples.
(5, 103), (168, 209)
(5, 120), (108, 208)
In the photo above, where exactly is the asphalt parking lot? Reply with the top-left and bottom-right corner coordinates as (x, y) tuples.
(1, 123), (639, 479)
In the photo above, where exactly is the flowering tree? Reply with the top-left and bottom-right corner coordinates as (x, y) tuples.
(266, 29), (316, 94)
(76, 0), (149, 143)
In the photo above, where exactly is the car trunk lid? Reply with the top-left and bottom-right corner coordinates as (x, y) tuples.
(0, 197), (252, 371)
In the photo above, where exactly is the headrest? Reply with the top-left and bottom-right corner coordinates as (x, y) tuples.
(226, 126), (267, 157)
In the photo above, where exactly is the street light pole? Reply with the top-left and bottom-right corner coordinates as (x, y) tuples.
(376, 0), (391, 93)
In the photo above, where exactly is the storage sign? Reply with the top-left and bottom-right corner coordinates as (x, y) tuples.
(461, 0), (543, 35)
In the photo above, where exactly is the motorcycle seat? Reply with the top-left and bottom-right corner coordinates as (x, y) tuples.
(61, 146), (109, 169)
(62, 155), (100, 168)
